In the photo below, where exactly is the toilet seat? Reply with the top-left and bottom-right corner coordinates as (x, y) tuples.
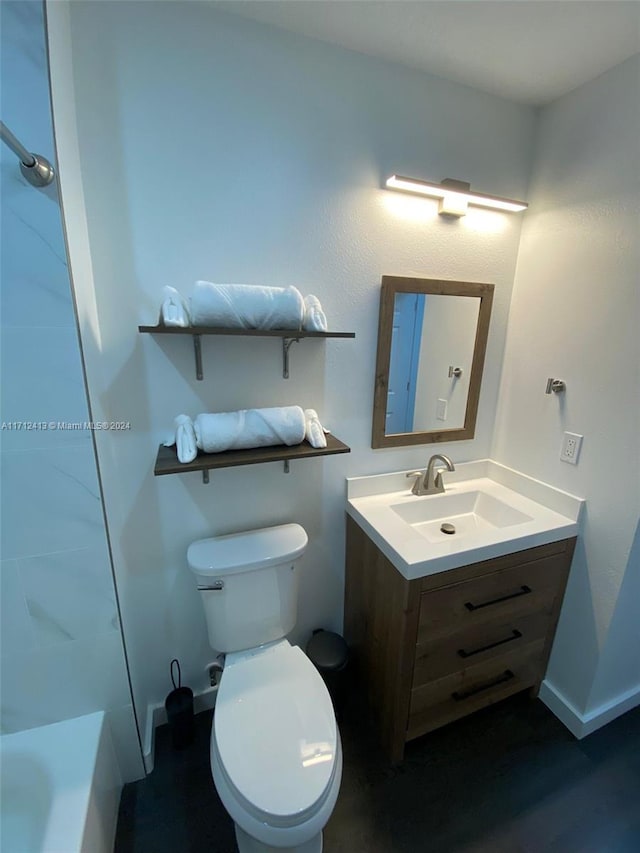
(213, 640), (338, 828)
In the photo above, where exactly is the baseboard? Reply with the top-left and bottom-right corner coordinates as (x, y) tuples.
(143, 685), (218, 773)
(581, 684), (640, 737)
(539, 679), (640, 739)
(538, 681), (586, 737)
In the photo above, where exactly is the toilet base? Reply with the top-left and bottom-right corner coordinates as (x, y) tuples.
(235, 824), (322, 853)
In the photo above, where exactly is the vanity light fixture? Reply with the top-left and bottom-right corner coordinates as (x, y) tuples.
(385, 175), (528, 217)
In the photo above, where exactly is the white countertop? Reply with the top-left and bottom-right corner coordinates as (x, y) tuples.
(346, 460), (584, 580)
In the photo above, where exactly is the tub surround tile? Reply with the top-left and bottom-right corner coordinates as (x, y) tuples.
(20, 545), (118, 646)
(37, 631), (133, 718)
(1, 631), (132, 733)
(0, 559), (36, 654)
(0, 2), (50, 121)
(0, 445), (105, 560)
(0, 327), (91, 451)
(0, 0), (141, 779)
(0, 190), (68, 277)
(0, 646), (48, 734)
(0, 160), (72, 331)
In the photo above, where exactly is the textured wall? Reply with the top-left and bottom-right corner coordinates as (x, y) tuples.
(0, 0), (143, 781)
(55, 1), (535, 745)
(492, 55), (640, 715)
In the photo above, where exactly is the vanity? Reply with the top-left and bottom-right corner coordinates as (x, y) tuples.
(344, 461), (583, 762)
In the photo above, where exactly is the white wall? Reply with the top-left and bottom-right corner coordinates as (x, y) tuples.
(492, 55), (640, 718)
(51, 1), (535, 744)
(0, 0), (143, 781)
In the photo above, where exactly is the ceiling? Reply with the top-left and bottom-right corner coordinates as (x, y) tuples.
(213, 1), (640, 105)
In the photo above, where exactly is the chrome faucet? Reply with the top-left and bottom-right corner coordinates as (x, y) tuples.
(406, 454), (455, 496)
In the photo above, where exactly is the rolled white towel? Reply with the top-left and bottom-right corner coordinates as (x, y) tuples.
(160, 286), (190, 327)
(304, 408), (327, 448)
(193, 406), (306, 454)
(164, 414), (198, 463)
(190, 281), (305, 330)
(303, 294), (328, 332)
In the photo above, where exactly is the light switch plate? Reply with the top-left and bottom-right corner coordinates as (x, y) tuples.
(560, 432), (583, 465)
(436, 398), (448, 421)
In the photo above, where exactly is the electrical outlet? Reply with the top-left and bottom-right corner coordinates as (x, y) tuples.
(560, 432), (583, 465)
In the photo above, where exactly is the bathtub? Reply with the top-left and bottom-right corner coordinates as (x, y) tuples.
(0, 711), (123, 853)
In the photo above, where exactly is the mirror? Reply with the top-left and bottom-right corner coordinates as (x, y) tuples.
(372, 276), (494, 447)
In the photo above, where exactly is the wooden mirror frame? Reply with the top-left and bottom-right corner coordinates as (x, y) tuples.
(372, 276), (494, 448)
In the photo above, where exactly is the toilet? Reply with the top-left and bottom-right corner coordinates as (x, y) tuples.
(188, 523), (342, 853)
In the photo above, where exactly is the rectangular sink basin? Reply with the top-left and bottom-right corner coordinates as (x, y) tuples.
(390, 491), (533, 543)
(346, 461), (584, 580)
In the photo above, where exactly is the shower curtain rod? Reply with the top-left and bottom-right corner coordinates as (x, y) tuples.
(0, 120), (55, 187)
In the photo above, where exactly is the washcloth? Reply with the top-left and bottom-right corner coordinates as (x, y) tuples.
(304, 408), (327, 448)
(303, 294), (328, 332)
(164, 414), (198, 463)
(160, 286), (191, 327)
(193, 406), (306, 454)
(190, 281), (305, 330)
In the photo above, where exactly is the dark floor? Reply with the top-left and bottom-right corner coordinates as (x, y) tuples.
(115, 691), (640, 853)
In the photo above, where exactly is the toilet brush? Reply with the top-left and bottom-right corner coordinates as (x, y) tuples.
(164, 659), (195, 749)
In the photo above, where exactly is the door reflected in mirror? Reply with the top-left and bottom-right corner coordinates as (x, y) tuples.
(372, 277), (494, 448)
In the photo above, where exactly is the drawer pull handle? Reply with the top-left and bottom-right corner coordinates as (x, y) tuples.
(452, 669), (515, 702)
(464, 585), (532, 612)
(457, 629), (522, 659)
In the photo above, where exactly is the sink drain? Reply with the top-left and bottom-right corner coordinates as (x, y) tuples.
(440, 522), (456, 535)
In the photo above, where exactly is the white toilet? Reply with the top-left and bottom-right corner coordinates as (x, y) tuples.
(188, 523), (342, 853)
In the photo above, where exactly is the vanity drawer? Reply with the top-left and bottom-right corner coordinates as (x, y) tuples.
(412, 609), (552, 686)
(416, 550), (568, 643)
(407, 639), (545, 741)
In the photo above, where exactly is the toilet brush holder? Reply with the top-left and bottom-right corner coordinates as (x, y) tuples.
(165, 658), (194, 750)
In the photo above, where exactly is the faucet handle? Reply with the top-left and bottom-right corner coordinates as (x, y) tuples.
(433, 468), (447, 489)
(406, 470), (424, 484)
(406, 471), (424, 495)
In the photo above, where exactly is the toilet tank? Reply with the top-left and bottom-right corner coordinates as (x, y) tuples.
(187, 523), (308, 653)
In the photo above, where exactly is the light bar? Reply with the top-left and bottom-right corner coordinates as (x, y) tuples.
(385, 175), (528, 216)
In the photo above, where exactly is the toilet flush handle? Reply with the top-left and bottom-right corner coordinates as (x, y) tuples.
(197, 580), (224, 591)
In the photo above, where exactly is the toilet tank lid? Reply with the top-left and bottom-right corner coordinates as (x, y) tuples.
(187, 523), (308, 576)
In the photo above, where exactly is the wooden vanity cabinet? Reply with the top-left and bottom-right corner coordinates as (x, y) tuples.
(344, 514), (576, 763)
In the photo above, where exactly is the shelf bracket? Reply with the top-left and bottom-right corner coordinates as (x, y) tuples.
(193, 334), (203, 381)
(283, 460), (290, 473)
(202, 469), (210, 484)
(282, 337), (300, 379)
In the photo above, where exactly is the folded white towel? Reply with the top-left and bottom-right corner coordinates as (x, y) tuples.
(303, 294), (328, 332)
(160, 286), (191, 327)
(193, 406), (306, 454)
(190, 281), (305, 330)
(304, 408), (327, 448)
(164, 414), (198, 463)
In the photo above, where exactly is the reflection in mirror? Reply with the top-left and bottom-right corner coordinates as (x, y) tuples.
(388, 294), (480, 433)
(372, 277), (494, 448)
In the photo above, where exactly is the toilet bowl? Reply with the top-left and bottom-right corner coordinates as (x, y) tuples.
(188, 524), (342, 852)
(212, 641), (342, 852)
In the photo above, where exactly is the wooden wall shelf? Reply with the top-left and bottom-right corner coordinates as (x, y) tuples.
(155, 434), (351, 483)
(139, 325), (356, 379)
